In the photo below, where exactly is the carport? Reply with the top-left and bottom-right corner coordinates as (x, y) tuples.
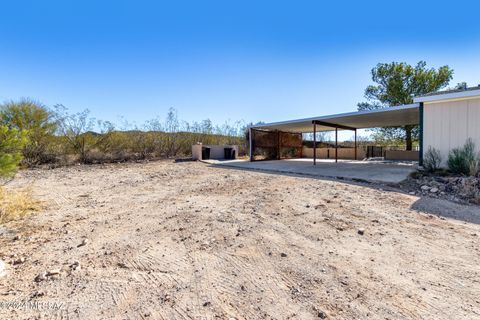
(248, 104), (420, 164)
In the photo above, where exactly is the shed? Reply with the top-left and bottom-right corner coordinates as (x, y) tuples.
(192, 143), (239, 161)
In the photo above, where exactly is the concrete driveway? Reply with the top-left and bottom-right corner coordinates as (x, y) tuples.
(209, 158), (417, 183)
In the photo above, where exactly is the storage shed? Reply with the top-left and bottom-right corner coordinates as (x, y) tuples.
(192, 143), (239, 161)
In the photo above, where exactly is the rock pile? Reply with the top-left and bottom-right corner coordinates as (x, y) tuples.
(408, 175), (480, 204)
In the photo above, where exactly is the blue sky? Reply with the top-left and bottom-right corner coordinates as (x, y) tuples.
(1, 0), (479, 132)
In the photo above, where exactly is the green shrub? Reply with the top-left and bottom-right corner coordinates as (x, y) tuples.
(0, 99), (57, 166)
(423, 146), (442, 173)
(447, 139), (479, 176)
(0, 125), (27, 178)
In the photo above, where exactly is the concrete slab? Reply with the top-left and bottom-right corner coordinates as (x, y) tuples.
(208, 158), (417, 184)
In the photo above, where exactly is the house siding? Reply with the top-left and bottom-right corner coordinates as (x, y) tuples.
(423, 97), (480, 167)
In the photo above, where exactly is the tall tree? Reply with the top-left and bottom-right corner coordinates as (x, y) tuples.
(358, 61), (453, 150)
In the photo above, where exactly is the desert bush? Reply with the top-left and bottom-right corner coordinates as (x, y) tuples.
(0, 101), (246, 165)
(423, 146), (442, 173)
(98, 131), (159, 161)
(447, 139), (479, 176)
(0, 126), (27, 178)
(0, 186), (41, 222)
(0, 99), (57, 166)
(54, 106), (114, 163)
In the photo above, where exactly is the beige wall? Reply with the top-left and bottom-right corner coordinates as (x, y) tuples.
(423, 97), (480, 167)
(302, 147), (366, 160)
(192, 144), (239, 160)
(192, 144), (203, 160)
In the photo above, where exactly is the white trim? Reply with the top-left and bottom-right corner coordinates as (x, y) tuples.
(413, 89), (480, 103)
(249, 103), (419, 129)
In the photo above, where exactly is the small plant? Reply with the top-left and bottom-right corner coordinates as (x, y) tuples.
(447, 138), (479, 176)
(469, 157), (479, 176)
(423, 146), (442, 173)
(0, 125), (27, 178)
(0, 186), (41, 223)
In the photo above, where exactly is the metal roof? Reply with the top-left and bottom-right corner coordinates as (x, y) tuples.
(414, 87), (480, 103)
(250, 104), (419, 133)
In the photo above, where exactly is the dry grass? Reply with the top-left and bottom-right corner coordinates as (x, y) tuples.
(0, 186), (41, 223)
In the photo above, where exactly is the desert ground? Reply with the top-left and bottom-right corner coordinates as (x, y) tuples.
(1, 160), (479, 320)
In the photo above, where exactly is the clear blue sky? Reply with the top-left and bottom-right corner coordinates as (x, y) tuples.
(1, 0), (479, 129)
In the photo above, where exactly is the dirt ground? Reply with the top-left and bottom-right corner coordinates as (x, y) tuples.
(1, 160), (479, 320)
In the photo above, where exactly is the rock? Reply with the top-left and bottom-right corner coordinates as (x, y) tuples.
(78, 238), (89, 247)
(313, 306), (328, 318)
(13, 257), (25, 265)
(71, 261), (81, 271)
(357, 228), (365, 235)
(32, 290), (45, 297)
(0, 260), (6, 277)
(35, 272), (47, 282)
(280, 253), (287, 257)
(430, 188), (439, 193)
(409, 192), (416, 195)
(47, 269), (61, 276)
(202, 301), (211, 307)
(420, 185), (430, 191)
(317, 310), (328, 319)
(13, 235), (22, 241)
(117, 262), (128, 269)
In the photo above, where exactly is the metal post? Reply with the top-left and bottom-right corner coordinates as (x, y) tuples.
(249, 127), (253, 162)
(354, 128), (357, 160)
(313, 123), (316, 165)
(277, 131), (281, 160)
(419, 102), (424, 166)
(335, 127), (338, 163)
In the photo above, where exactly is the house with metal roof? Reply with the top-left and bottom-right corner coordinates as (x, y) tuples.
(248, 86), (480, 168)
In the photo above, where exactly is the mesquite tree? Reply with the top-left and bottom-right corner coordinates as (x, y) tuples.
(358, 61), (453, 150)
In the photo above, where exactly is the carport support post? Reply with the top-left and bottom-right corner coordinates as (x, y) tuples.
(335, 128), (338, 163)
(419, 102), (424, 166)
(276, 130), (281, 160)
(354, 128), (357, 160)
(249, 127), (253, 162)
(313, 122), (316, 165)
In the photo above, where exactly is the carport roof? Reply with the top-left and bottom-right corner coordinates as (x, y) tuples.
(250, 103), (419, 133)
